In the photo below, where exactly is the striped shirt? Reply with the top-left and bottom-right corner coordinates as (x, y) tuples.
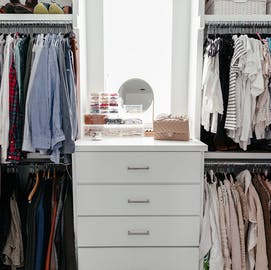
(225, 36), (247, 130)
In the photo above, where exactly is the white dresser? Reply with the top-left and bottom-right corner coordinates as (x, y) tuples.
(72, 137), (207, 270)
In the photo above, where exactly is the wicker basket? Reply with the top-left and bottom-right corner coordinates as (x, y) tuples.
(267, 0), (271, 13)
(205, 0), (215, 14)
(206, 0), (266, 14)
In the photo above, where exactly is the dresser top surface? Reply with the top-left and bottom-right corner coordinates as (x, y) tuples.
(75, 137), (207, 152)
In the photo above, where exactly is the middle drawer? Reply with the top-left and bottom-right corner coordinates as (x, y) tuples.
(77, 185), (201, 216)
(77, 216), (200, 247)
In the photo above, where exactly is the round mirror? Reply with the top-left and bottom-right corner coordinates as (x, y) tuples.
(119, 78), (154, 112)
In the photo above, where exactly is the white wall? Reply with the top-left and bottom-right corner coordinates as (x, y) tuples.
(86, 0), (104, 94)
(171, 0), (191, 115)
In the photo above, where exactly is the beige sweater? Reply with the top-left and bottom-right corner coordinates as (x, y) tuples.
(236, 170), (268, 270)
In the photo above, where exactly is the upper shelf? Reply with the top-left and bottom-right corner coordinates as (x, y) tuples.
(0, 14), (73, 22)
(204, 14), (271, 23)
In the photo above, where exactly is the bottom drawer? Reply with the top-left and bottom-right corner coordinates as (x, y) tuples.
(78, 248), (199, 270)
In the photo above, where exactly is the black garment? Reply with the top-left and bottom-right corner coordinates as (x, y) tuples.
(23, 37), (34, 107)
(42, 178), (52, 267)
(213, 37), (237, 150)
(0, 172), (16, 258)
(24, 174), (43, 270)
(0, 170), (16, 270)
(61, 177), (77, 270)
(54, 176), (66, 269)
(16, 36), (30, 150)
(15, 170), (33, 270)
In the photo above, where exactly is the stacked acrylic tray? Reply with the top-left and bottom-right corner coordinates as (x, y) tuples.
(90, 93), (119, 115)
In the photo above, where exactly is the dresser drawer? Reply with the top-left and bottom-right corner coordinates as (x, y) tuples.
(74, 152), (202, 184)
(78, 247), (199, 270)
(77, 185), (201, 216)
(77, 217), (200, 247)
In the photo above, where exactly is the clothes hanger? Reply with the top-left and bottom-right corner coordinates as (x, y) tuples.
(28, 168), (40, 203)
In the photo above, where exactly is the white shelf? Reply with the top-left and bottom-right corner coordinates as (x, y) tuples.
(205, 152), (271, 160)
(204, 14), (271, 23)
(0, 14), (73, 22)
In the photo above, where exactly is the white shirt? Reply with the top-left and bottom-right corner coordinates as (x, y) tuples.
(201, 42), (224, 133)
(0, 35), (13, 162)
(254, 42), (271, 139)
(240, 38), (264, 150)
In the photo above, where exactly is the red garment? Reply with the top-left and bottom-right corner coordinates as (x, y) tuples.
(7, 56), (21, 161)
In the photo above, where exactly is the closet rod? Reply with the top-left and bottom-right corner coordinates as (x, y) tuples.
(0, 158), (71, 166)
(205, 21), (271, 35)
(0, 22), (73, 33)
(0, 20), (72, 25)
(206, 21), (271, 26)
(205, 160), (271, 166)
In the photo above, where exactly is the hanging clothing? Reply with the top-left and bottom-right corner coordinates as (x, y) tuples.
(201, 169), (271, 270)
(0, 36), (13, 162)
(231, 183), (246, 270)
(252, 175), (271, 270)
(200, 179), (212, 270)
(1, 165), (76, 269)
(224, 179), (242, 270)
(22, 34), (44, 154)
(207, 181), (224, 270)
(0, 33), (78, 164)
(2, 192), (24, 269)
(202, 34), (271, 152)
(217, 185), (231, 270)
(201, 39), (224, 134)
(7, 56), (21, 162)
(236, 170), (268, 270)
(254, 41), (271, 139)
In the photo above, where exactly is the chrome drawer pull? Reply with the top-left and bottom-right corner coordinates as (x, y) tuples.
(127, 166), (150, 171)
(128, 199), (150, 204)
(128, 230), (150, 236)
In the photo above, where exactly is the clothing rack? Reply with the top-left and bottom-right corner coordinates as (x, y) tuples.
(0, 160), (72, 180)
(0, 161), (71, 166)
(205, 21), (271, 35)
(205, 159), (271, 166)
(205, 160), (271, 173)
(0, 20), (73, 34)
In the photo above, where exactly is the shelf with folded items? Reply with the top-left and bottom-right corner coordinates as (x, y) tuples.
(0, 14), (73, 22)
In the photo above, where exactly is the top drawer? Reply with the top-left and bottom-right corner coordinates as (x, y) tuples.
(73, 152), (202, 184)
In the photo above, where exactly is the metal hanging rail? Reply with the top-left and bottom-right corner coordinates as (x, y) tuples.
(205, 159), (271, 166)
(205, 20), (271, 35)
(0, 20), (73, 33)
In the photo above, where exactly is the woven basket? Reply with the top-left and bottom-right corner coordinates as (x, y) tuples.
(153, 117), (190, 141)
(205, 0), (215, 14)
(41, 0), (72, 6)
(267, 0), (271, 13)
(207, 0), (266, 14)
